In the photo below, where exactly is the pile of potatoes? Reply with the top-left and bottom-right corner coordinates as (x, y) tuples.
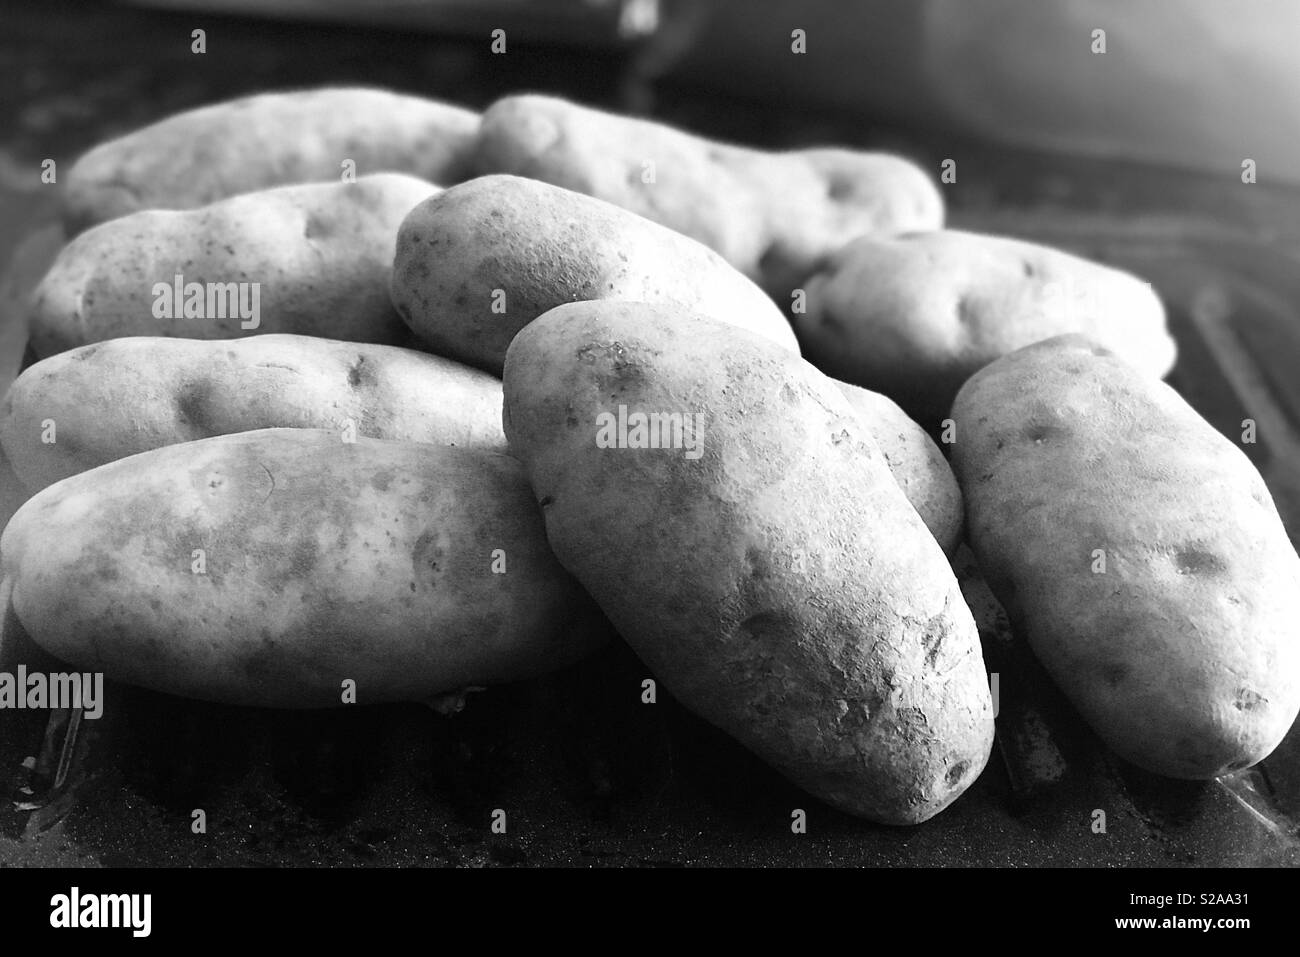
(2, 87), (1297, 826)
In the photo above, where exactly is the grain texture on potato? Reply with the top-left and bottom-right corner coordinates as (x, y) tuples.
(31, 174), (438, 357)
(473, 94), (942, 292)
(502, 301), (993, 824)
(835, 380), (963, 555)
(390, 174), (798, 372)
(62, 87), (477, 233)
(796, 230), (1176, 425)
(1, 334), (505, 491)
(951, 335), (1300, 778)
(0, 429), (606, 707)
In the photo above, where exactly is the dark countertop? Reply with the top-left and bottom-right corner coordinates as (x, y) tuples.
(2, 0), (1299, 867)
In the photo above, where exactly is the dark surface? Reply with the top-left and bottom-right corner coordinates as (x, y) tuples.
(1, 0), (1299, 867)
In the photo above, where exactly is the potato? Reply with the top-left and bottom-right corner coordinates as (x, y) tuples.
(502, 301), (994, 824)
(472, 94), (942, 293)
(0, 428), (608, 708)
(62, 87), (477, 234)
(835, 381), (963, 555)
(1, 334), (505, 492)
(390, 174), (799, 372)
(795, 230), (1177, 425)
(951, 335), (1300, 778)
(30, 174), (438, 357)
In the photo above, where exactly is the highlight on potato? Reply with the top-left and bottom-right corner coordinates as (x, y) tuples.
(61, 87), (479, 234)
(951, 334), (1300, 779)
(30, 173), (440, 357)
(1, 428), (609, 709)
(1, 334), (506, 492)
(472, 93), (945, 294)
(792, 230), (1177, 424)
(390, 173), (799, 373)
(501, 300), (995, 824)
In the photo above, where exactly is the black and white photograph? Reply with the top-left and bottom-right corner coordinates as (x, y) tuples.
(0, 0), (1294, 938)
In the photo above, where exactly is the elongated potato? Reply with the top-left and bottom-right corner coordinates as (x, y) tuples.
(1, 334), (505, 492)
(0, 429), (607, 708)
(473, 94), (942, 293)
(951, 335), (1300, 778)
(391, 174), (798, 372)
(63, 87), (478, 234)
(31, 174), (438, 357)
(502, 301), (994, 824)
(796, 230), (1176, 424)
(835, 381), (963, 555)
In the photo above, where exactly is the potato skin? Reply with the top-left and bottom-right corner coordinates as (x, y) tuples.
(951, 335), (1300, 778)
(835, 381), (963, 555)
(62, 88), (478, 233)
(1, 334), (505, 491)
(0, 429), (607, 707)
(473, 95), (942, 293)
(390, 174), (799, 372)
(31, 174), (438, 358)
(796, 230), (1176, 425)
(502, 301), (993, 824)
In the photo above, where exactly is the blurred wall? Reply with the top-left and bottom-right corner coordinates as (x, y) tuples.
(672, 0), (1300, 180)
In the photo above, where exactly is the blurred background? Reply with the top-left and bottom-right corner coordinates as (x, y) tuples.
(1, 0), (1299, 868)
(17, 0), (1300, 171)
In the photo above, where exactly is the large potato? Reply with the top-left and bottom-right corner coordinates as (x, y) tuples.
(390, 174), (798, 372)
(502, 301), (994, 824)
(473, 94), (942, 293)
(30, 174), (437, 357)
(1, 334), (505, 492)
(835, 381), (963, 555)
(951, 335), (1300, 778)
(795, 230), (1176, 424)
(0, 429), (608, 708)
(62, 87), (477, 234)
